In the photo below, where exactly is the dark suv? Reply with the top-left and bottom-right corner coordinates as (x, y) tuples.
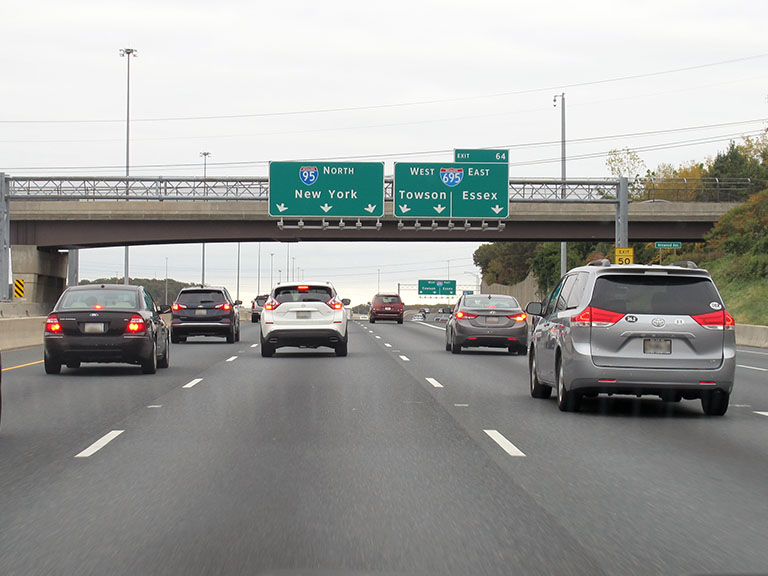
(171, 286), (241, 343)
(251, 294), (268, 323)
(526, 260), (735, 415)
(370, 294), (404, 323)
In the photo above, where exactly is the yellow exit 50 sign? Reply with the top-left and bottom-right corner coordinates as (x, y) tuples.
(615, 248), (634, 265)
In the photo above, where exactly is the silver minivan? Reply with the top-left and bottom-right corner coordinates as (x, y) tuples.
(525, 260), (736, 415)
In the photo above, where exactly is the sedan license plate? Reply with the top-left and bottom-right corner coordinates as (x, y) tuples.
(644, 338), (671, 354)
(84, 323), (105, 334)
(195, 309), (207, 316)
(486, 316), (500, 325)
(296, 311), (311, 319)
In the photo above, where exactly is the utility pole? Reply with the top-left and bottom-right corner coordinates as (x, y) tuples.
(554, 93), (567, 277)
(200, 152), (210, 285)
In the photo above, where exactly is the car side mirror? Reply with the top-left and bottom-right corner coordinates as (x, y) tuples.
(157, 304), (172, 314)
(341, 298), (351, 306)
(234, 300), (242, 306)
(526, 302), (543, 316)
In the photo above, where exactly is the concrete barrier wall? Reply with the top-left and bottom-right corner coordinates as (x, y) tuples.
(1, 317), (767, 352)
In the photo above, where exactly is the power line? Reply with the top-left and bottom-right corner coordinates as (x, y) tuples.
(2, 53), (765, 125)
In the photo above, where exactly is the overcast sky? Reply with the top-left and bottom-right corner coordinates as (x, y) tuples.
(2, 0), (766, 305)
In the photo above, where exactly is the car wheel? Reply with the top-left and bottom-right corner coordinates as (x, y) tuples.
(235, 323), (241, 342)
(445, 330), (451, 351)
(335, 336), (348, 357)
(44, 351), (62, 375)
(451, 335), (461, 354)
(226, 326), (236, 343)
(260, 332), (274, 357)
(556, 359), (580, 412)
(158, 333), (170, 369)
(397, 317), (403, 324)
(701, 390), (729, 416)
(141, 341), (158, 374)
(251, 314), (258, 323)
(369, 317), (375, 324)
(171, 330), (181, 344)
(529, 352), (552, 399)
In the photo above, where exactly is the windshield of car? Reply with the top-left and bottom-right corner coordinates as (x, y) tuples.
(58, 289), (138, 310)
(177, 290), (226, 306)
(591, 275), (722, 315)
(275, 286), (333, 303)
(463, 295), (520, 309)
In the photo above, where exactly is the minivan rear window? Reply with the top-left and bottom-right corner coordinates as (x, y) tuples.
(178, 290), (226, 306)
(375, 296), (401, 304)
(275, 286), (333, 303)
(591, 275), (722, 316)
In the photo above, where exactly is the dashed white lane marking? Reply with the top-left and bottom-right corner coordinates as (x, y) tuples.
(755, 411), (768, 417)
(250, 344), (259, 348)
(454, 403), (469, 407)
(384, 343), (392, 348)
(183, 378), (203, 389)
(399, 355), (410, 362)
(226, 356), (238, 362)
(426, 377), (444, 388)
(147, 405), (162, 408)
(484, 430), (526, 457)
(737, 364), (768, 372)
(417, 322), (445, 332)
(75, 430), (125, 458)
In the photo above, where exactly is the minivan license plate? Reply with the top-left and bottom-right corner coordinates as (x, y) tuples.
(644, 338), (671, 354)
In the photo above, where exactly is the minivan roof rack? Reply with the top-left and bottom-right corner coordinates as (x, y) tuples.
(671, 261), (698, 269)
(587, 259), (611, 267)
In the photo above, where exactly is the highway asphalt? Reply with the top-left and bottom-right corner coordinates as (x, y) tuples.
(1, 320), (767, 576)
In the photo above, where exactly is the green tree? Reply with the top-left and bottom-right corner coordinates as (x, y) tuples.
(705, 140), (768, 199)
(472, 242), (537, 286)
(606, 147), (647, 199)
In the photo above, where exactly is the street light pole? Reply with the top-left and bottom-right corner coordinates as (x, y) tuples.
(270, 252), (274, 287)
(554, 93), (567, 277)
(120, 48), (137, 285)
(200, 151), (211, 286)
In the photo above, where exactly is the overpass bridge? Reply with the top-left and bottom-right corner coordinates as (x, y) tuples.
(0, 174), (749, 304)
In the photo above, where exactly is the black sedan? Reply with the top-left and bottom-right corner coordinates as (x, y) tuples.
(445, 293), (528, 355)
(43, 284), (171, 374)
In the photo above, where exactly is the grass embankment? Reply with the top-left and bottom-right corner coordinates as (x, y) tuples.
(703, 258), (768, 326)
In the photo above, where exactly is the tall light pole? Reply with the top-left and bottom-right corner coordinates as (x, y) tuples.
(554, 93), (567, 277)
(120, 48), (137, 285)
(377, 268), (381, 293)
(270, 252), (274, 287)
(257, 242), (261, 295)
(164, 257), (168, 305)
(200, 151), (211, 286)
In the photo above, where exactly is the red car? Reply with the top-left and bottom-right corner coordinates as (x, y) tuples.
(370, 294), (404, 324)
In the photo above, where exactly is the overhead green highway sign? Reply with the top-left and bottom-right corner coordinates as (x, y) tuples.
(269, 162), (384, 218)
(654, 241), (682, 249)
(394, 163), (509, 219)
(454, 149), (509, 163)
(418, 279), (457, 295)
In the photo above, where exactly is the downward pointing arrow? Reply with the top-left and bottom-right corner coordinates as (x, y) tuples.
(364, 204), (377, 213)
(491, 204), (504, 214)
(276, 203), (288, 213)
(320, 203), (333, 213)
(434, 204), (446, 214)
(399, 204), (411, 214)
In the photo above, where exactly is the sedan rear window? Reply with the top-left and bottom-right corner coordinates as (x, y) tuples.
(591, 275), (722, 316)
(275, 286), (333, 303)
(59, 289), (138, 310)
(178, 290), (226, 306)
(463, 295), (520, 309)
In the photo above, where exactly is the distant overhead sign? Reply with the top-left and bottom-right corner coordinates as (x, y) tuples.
(269, 162), (384, 218)
(454, 149), (509, 163)
(418, 279), (457, 295)
(394, 163), (508, 219)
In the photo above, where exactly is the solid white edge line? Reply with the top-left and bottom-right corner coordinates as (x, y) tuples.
(75, 430), (125, 458)
(426, 377), (444, 388)
(417, 322), (445, 331)
(755, 411), (768, 417)
(484, 429), (526, 457)
(183, 378), (203, 389)
(226, 356), (238, 362)
(399, 355), (410, 361)
(737, 364), (768, 372)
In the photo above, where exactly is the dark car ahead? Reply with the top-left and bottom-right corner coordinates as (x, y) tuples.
(43, 284), (171, 375)
(171, 286), (241, 343)
(445, 293), (528, 355)
(370, 294), (404, 324)
(251, 294), (268, 323)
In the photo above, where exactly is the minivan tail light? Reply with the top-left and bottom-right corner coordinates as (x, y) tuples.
(692, 310), (735, 331)
(45, 314), (62, 334)
(507, 313), (527, 322)
(571, 306), (625, 327)
(263, 298), (280, 311)
(125, 315), (146, 334)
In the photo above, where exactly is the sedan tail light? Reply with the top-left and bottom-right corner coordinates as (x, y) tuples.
(45, 314), (62, 334)
(263, 298), (280, 311)
(456, 311), (478, 320)
(125, 315), (147, 334)
(692, 310), (735, 331)
(571, 306), (625, 327)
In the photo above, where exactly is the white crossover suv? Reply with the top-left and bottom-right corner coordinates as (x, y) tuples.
(259, 282), (350, 357)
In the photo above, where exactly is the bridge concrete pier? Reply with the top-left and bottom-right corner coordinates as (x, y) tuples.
(12, 246), (68, 308)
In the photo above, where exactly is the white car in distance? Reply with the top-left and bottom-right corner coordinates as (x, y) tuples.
(260, 282), (350, 357)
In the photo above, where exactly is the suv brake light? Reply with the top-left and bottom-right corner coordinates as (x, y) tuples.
(125, 315), (146, 334)
(171, 303), (186, 311)
(456, 311), (478, 319)
(215, 302), (232, 311)
(327, 297), (344, 310)
(571, 306), (625, 327)
(45, 314), (62, 334)
(263, 298), (280, 311)
(692, 310), (735, 331)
